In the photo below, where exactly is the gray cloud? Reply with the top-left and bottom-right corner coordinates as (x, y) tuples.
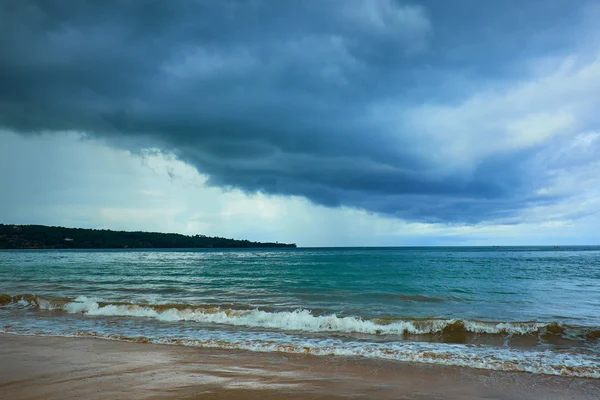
(1, 0), (598, 223)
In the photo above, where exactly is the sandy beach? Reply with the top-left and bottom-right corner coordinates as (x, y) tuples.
(0, 334), (598, 400)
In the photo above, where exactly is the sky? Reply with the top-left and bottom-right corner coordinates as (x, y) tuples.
(1, 0), (600, 246)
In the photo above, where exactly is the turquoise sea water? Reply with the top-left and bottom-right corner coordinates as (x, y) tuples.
(1, 247), (600, 377)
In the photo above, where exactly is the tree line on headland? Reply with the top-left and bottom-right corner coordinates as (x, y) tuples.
(0, 224), (296, 249)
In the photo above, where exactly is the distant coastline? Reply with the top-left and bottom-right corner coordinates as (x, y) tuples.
(0, 224), (296, 249)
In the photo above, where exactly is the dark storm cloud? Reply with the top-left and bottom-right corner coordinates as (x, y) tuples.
(0, 0), (597, 223)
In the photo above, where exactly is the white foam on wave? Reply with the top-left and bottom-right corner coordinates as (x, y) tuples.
(175, 337), (600, 379)
(2, 324), (598, 379)
(4, 300), (600, 379)
(463, 320), (547, 335)
(47, 296), (549, 336)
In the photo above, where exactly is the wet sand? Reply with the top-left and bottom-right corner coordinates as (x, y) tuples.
(1, 334), (598, 399)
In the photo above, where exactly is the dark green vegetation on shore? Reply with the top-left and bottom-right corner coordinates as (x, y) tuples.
(0, 224), (296, 249)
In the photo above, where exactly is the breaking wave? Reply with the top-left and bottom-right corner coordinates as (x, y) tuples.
(3, 293), (600, 341)
(2, 293), (600, 379)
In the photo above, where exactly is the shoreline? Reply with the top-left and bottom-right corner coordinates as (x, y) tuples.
(1, 334), (598, 399)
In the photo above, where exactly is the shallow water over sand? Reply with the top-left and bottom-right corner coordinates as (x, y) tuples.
(2, 335), (599, 400)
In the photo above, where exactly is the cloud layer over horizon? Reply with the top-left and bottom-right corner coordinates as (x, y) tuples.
(1, 0), (600, 240)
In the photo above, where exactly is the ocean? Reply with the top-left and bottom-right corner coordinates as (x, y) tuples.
(1, 247), (599, 378)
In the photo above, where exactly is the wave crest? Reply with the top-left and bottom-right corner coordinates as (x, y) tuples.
(3, 293), (599, 341)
